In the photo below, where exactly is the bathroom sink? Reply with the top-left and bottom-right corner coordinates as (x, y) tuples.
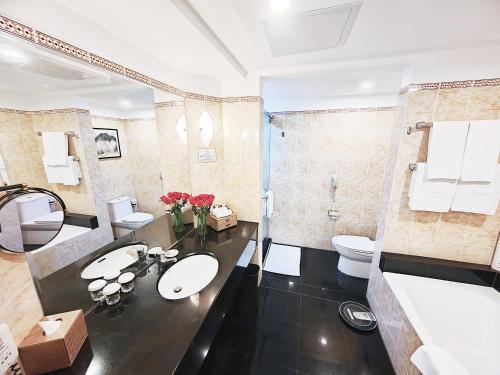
(80, 243), (147, 279)
(157, 253), (218, 300)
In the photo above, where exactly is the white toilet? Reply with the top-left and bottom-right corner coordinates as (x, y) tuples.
(107, 196), (153, 237)
(16, 194), (64, 244)
(331, 235), (374, 279)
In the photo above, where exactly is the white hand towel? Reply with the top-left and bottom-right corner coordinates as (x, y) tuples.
(42, 132), (69, 166)
(461, 120), (500, 182)
(408, 163), (457, 212)
(43, 156), (81, 185)
(451, 165), (500, 215)
(265, 189), (274, 218)
(426, 121), (469, 180)
(43, 156), (63, 183)
(411, 345), (470, 375)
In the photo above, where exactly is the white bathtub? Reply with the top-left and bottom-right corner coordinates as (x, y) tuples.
(384, 272), (500, 375)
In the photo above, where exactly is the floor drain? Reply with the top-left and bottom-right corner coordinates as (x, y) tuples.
(173, 286), (182, 293)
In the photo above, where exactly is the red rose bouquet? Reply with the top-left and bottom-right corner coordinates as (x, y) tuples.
(188, 194), (215, 235)
(160, 192), (190, 232)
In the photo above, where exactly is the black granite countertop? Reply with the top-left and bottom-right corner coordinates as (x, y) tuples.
(36, 215), (194, 315)
(51, 219), (258, 375)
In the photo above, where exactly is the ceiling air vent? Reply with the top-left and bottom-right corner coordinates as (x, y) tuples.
(263, 2), (362, 57)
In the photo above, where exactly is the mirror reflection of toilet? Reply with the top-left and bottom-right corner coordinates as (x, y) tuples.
(15, 193), (64, 245)
(107, 196), (153, 238)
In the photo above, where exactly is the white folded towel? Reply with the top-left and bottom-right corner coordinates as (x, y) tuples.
(408, 163), (457, 212)
(42, 132), (69, 166)
(451, 164), (500, 215)
(43, 156), (81, 186)
(265, 189), (274, 218)
(426, 121), (469, 180)
(461, 120), (500, 182)
(411, 345), (470, 375)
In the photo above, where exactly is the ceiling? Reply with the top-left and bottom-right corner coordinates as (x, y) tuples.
(1, 0), (500, 102)
(190, 0), (500, 71)
(0, 35), (156, 115)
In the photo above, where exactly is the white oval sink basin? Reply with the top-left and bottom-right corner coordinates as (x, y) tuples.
(157, 253), (218, 300)
(81, 244), (147, 279)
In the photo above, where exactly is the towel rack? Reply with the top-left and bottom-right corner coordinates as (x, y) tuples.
(36, 131), (79, 139)
(406, 122), (433, 135)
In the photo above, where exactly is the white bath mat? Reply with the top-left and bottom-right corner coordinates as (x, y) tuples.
(263, 244), (301, 276)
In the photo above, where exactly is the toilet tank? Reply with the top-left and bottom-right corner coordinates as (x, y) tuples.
(107, 196), (133, 222)
(15, 193), (51, 223)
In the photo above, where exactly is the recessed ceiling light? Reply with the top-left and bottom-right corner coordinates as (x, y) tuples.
(270, 0), (290, 12)
(320, 337), (327, 346)
(360, 80), (375, 90)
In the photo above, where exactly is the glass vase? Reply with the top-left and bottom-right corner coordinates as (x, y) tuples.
(172, 210), (185, 233)
(197, 212), (208, 235)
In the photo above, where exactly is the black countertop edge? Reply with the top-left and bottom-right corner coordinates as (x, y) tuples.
(64, 212), (99, 229)
(380, 252), (498, 287)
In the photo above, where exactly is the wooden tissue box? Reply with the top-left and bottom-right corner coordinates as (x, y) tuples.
(207, 210), (237, 231)
(19, 310), (87, 375)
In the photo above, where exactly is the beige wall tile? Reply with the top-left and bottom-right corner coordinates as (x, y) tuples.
(269, 110), (396, 249)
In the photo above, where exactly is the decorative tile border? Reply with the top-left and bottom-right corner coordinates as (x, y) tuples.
(91, 115), (155, 122)
(154, 101), (185, 108)
(270, 106), (398, 115)
(0, 14), (262, 104)
(0, 107), (90, 115)
(399, 78), (500, 94)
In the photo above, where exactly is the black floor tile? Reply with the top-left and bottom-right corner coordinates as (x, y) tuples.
(208, 246), (393, 375)
(250, 340), (298, 371)
(298, 284), (366, 303)
(299, 295), (343, 328)
(249, 360), (298, 375)
(299, 324), (349, 363)
(216, 311), (299, 354)
(298, 351), (351, 375)
(263, 247), (368, 295)
(259, 288), (300, 324)
(261, 275), (302, 293)
(342, 327), (395, 375)
(200, 346), (252, 375)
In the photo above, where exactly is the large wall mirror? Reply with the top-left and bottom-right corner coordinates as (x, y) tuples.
(0, 33), (193, 312)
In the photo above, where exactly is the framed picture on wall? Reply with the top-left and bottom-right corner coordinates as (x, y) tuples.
(93, 128), (122, 159)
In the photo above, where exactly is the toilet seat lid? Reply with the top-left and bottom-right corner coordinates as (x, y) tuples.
(120, 212), (154, 223)
(332, 235), (374, 253)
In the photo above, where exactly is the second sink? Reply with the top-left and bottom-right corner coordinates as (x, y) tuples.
(157, 253), (218, 300)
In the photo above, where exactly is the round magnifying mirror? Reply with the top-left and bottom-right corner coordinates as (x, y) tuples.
(0, 189), (65, 253)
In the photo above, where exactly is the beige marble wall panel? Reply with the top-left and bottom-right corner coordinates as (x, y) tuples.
(185, 98), (226, 201)
(222, 101), (262, 223)
(155, 105), (192, 193)
(269, 109), (396, 249)
(383, 85), (500, 264)
(91, 116), (135, 201)
(124, 118), (165, 217)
